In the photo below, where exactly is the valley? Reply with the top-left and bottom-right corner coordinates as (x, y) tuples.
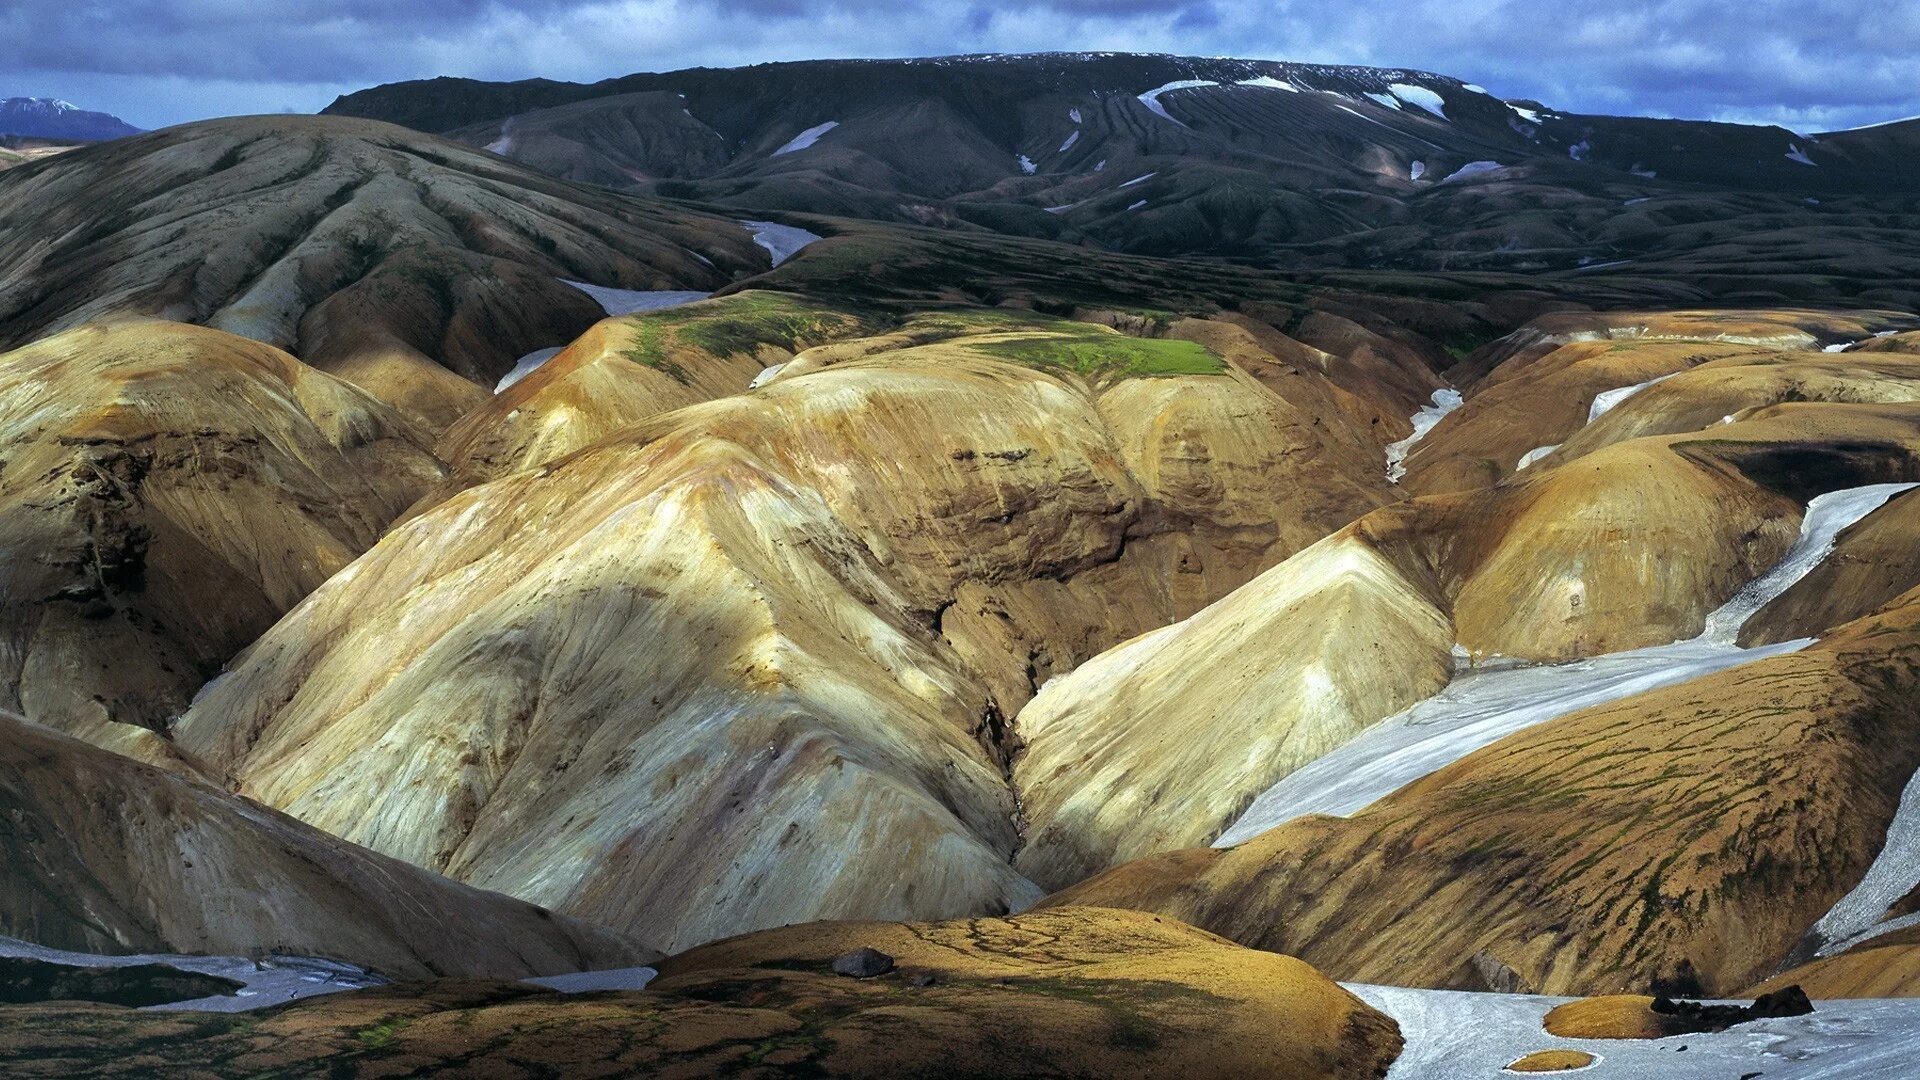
(5, 47), (1920, 1078)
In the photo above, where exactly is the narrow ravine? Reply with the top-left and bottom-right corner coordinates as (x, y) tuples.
(1216, 482), (1918, 847)
(1385, 387), (1463, 482)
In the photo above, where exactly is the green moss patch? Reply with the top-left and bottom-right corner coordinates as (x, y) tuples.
(975, 331), (1227, 379)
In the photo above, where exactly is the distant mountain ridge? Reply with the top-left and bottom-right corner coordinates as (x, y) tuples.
(0, 98), (140, 141)
(322, 52), (1920, 270)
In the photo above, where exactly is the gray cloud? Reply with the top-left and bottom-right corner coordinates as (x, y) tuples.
(4, 0), (1915, 132)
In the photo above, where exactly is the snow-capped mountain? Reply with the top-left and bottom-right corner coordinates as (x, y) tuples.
(0, 97), (141, 141)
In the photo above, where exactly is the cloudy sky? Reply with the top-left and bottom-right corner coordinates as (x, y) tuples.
(6, 0), (1917, 133)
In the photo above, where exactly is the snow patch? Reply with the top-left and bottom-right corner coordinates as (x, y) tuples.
(1068, 107), (1083, 123)
(1588, 371), (1678, 422)
(749, 363), (787, 389)
(771, 120), (838, 156)
(1119, 171), (1157, 187)
(741, 220), (823, 267)
(1094, 158), (1106, 171)
(495, 348), (564, 393)
(1137, 80), (1218, 125)
(1441, 160), (1502, 182)
(1237, 76), (1300, 92)
(1126, 199), (1147, 211)
(1365, 92), (1402, 110)
(562, 281), (709, 317)
(1568, 138), (1591, 161)
(1786, 143), (1818, 166)
(524, 967), (659, 993)
(1389, 83), (1448, 119)
(1509, 105), (1544, 124)
(1017, 154), (1038, 174)
(1384, 388), (1464, 483)
(0, 935), (383, 1013)
(1515, 444), (1559, 471)
(1058, 130), (1080, 153)
(1409, 160), (1426, 180)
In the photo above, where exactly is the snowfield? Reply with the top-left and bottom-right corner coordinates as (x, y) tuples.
(741, 220), (824, 267)
(1389, 83), (1449, 119)
(1137, 80), (1218, 124)
(1354, 983), (1920, 1079)
(771, 120), (838, 156)
(0, 935), (382, 1013)
(1383, 388), (1464, 482)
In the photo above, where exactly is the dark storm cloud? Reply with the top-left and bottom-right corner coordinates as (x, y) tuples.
(5, 0), (1916, 132)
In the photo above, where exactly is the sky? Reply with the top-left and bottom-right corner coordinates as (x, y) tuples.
(5, 0), (1917, 133)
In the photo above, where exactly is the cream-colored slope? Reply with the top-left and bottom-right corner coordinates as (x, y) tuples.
(0, 320), (441, 758)
(176, 333), (1396, 952)
(177, 430), (1037, 954)
(428, 292), (881, 502)
(1009, 399), (1920, 889)
(1049, 592), (1920, 997)
(1, 712), (649, 979)
(1013, 531), (1454, 890)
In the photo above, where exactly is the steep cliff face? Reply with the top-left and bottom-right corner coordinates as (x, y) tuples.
(0, 320), (443, 758)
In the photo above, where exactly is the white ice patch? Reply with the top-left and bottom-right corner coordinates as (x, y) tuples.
(1588, 371), (1679, 422)
(1126, 199), (1147, 211)
(1058, 130), (1080, 153)
(771, 120), (838, 156)
(1365, 92), (1402, 110)
(523, 966), (659, 993)
(1441, 160), (1502, 182)
(1389, 83), (1448, 119)
(562, 280), (709, 317)
(1044, 203), (1079, 214)
(1236, 76), (1299, 92)
(1094, 159), (1106, 171)
(1068, 107), (1083, 123)
(1137, 79), (1218, 125)
(1383, 388), (1464, 483)
(1351, 983), (1920, 1079)
(1017, 153), (1038, 174)
(741, 220), (823, 267)
(495, 347), (564, 393)
(1515, 444), (1559, 470)
(0, 935), (383, 1013)
(1786, 143), (1818, 166)
(1216, 483), (1915, 847)
(1409, 160), (1426, 180)
(749, 363), (787, 389)
(1623, 196), (1653, 206)
(1119, 171), (1157, 187)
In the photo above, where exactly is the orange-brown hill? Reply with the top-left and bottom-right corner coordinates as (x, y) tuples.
(0, 908), (1401, 1079)
(1047, 589), (1920, 998)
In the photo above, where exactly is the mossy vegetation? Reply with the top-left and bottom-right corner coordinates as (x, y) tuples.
(975, 329), (1227, 379)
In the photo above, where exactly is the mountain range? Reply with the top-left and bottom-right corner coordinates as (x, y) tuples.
(324, 53), (1920, 277)
(4, 48), (1920, 1077)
